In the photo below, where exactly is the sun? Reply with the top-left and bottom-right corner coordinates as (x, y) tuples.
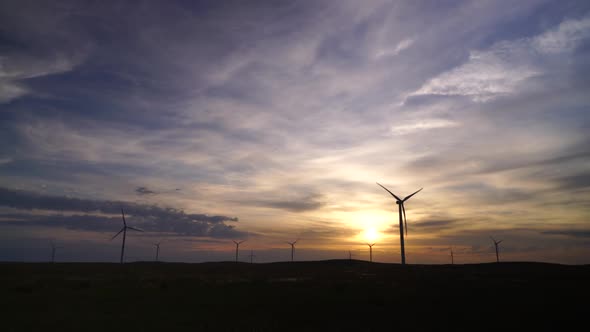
(365, 228), (379, 243)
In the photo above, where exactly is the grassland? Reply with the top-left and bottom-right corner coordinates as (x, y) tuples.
(2, 260), (588, 331)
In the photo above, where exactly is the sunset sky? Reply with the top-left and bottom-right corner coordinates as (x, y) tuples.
(1, 0), (589, 264)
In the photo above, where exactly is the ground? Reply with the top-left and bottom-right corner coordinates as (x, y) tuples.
(2, 260), (588, 331)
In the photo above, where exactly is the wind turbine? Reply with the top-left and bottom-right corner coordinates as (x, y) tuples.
(111, 209), (144, 264)
(377, 183), (423, 265)
(366, 243), (375, 262)
(248, 249), (256, 264)
(154, 242), (161, 262)
(287, 239), (298, 262)
(450, 246), (454, 265)
(233, 240), (246, 262)
(50, 242), (63, 263)
(490, 236), (503, 263)
(348, 250), (353, 261)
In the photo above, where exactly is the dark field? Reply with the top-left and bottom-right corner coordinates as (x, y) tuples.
(3, 261), (588, 331)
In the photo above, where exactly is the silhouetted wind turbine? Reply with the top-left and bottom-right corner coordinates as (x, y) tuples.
(111, 209), (144, 264)
(490, 236), (503, 263)
(450, 247), (454, 265)
(377, 183), (422, 265)
(366, 243), (375, 262)
(287, 239), (298, 262)
(154, 242), (161, 262)
(248, 249), (256, 264)
(233, 240), (246, 262)
(50, 242), (63, 263)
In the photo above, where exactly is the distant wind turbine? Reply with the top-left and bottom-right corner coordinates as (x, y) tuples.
(377, 183), (423, 265)
(450, 247), (454, 265)
(50, 242), (63, 263)
(154, 242), (161, 262)
(348, 250), (353, 261)
(287, 239), (298, 262)
(111, 209), (144, 264)
(248, 249), (256, 264)
(233, 240), (246, 262)
(366, 243), (375, 262)
(490, 237), (503, 263)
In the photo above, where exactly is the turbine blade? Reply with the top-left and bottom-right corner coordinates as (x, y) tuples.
(490, 236), (496, 243)
(121, 209), (127, 227)
(376, 183), (402, 201)
(403, 188), (423, 202)
(111, 228), (124, 240)
(127, 226), (144, 232)
(497, 240), (503, 244)
(402, 203), (408, 237)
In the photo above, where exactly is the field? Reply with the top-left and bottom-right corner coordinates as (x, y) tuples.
(3, 261), (588, 331)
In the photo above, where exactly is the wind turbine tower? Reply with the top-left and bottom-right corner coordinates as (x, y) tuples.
(366, 243), (375, 262)
(491, 237), (503, 263)
(377, 183), (422, 265)
(248, 249), (256, 264)
(233, 240), (246, 262)
(154, 242), (161, 262)
(50, 242), (63, 263)
(111, 209), (144, 264)
(450, 247), (454, 265)
(287, 240), (299, 262)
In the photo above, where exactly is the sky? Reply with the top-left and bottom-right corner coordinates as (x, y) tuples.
(1, 0), (589, 264)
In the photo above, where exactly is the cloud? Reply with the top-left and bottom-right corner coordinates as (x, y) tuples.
(135, 186), (157, 195)
(0, 212), (243, 239)
(541, 230), (590, 239)
(440, 182), (537, 205)
(0, 53), (80, 103)
(532, 16), (590, 53)
(262, 199), (324, 212)
(413, 219), (458, 229)
(411, 45), (539, 102)
(390, 119), (460, 135)
(240, 194), (325, 212)
(0, 187), (242, 238)
(0, 80), (28, 103)
(410, 16), (590, 102)
(0, 157), (13, 165)
(374, 38), (414, 59)
(555, 173), (590, 190)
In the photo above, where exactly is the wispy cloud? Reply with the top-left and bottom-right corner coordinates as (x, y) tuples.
(0, 157), (13, 165)
(391, 119), (460, 135)
(0, 53), (81, 103)
(532, 16), (590, 53)
(249, 195), (325, 212)
(410, 16), (590, 102)
(410, 45), (540, 102)
(374, 38), (414, 59)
